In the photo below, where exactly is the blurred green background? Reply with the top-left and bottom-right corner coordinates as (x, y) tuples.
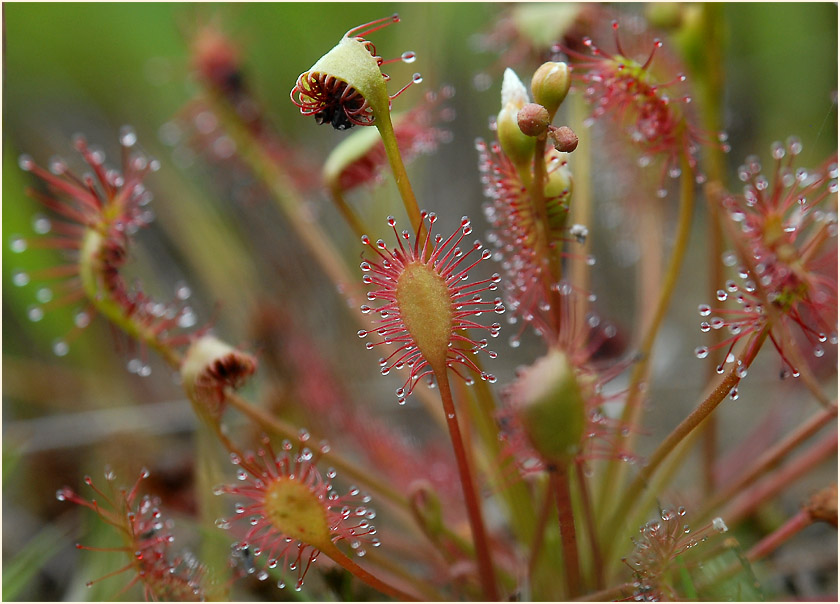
(3, 3), (837, 601)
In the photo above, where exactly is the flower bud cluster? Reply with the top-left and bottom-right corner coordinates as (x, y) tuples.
(477, 63), (590, 343)
(496, 64), (575, 165)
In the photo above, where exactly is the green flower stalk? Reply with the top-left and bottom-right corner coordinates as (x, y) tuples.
(505, 348), (585, 597)
(478, 63), (579, 344)
(322, 87), (454, 239)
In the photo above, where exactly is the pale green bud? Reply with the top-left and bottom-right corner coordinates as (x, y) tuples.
(544, 151), (573, 206)
(531, 61), (571, 116)
(509, 349), (586, 466)
(497, 68), (535, 166)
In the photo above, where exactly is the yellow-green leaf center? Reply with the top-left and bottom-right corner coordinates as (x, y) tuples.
(395, 261), (453, 372)
(264, 477), (329, 549)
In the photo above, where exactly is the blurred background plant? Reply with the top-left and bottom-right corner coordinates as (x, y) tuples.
(3, 2), (837, 601)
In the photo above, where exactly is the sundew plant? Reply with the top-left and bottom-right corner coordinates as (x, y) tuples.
(3, 3), (838, 602)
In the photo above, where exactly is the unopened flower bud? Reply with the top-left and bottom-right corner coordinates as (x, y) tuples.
(501, 67), (530, 108)
(324, 126), (382, 190)
(531, 61), (571, 116)
(181, 335), (257, 420)
(517, 103), (551, 137)
(408, 480), (444, 539)
(548, 125), (579, 153)
(507, 349), (586, 466)
(498, 68), (534, 167)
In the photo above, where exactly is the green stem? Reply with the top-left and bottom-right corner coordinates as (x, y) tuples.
(637, 195), (665, 343)
(328, 181), (370, 241)
(574, 461), (603, 589)
(195, 423), (232, 601)
(701, 187), (725, 498)
(436, 371), (499, 601)
(376, 113), (423, 234)
(598, 155), (696, 514)
(700, 409), (719, 496)
(697, 3), (727, 187)
(462, 358), (538, 548)
(527, 480), (554, 583)
(623, 154), (696, 426)
(528, 135), (563, 334)
(696, 1), (727, 491)
(320, 541), (423, 601)
(550, 466), (581, 599)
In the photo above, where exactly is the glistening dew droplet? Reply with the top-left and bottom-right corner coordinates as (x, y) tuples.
(9, 235), (27, 254)
(53, 339), (69, 357)
(12, 270), (30, 287)
(36, 287), (53, 303)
